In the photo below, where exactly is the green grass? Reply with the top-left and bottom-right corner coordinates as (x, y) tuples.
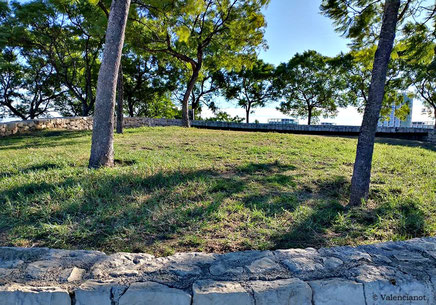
(0, 127), (435, 256)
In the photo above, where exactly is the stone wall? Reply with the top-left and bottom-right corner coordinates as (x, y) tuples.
(427, 129), (436, 143)
(0, 117), (434, 143)
(192, 120), (434, 142)
(0, 117), (93, 137)
(123, 117), (183, 128)
(0, 238), (435, 304)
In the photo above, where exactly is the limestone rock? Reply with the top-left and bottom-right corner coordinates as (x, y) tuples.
(249, 279), (312, 305)
(246, 257), (282, 274)
(363, 279), (433, 305)
(310, 279), (366, 305)
(26, 260), (63, 280)
(0, 285), (71, 305)
(282, 256), (323, 274)
(67, 267), (86, 282)
(74, 281), (113, 305)
(193, 280), (253, 305)
(119, 282), (191, 305)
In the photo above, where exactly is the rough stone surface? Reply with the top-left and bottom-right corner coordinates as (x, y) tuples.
(193, 280), (253, 305)
(0, 285), (71, 305)
(119, 282), (191, 305)
(363, 279), (433, 305)
(0, 237), (436, 304)
(310, 279), (366, 305)
(74, 281), (114, 305)
(0, 117), (433, 143)
(249, 279), (312, 305)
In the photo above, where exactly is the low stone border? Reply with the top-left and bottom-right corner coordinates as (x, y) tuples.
(0, 238), (435, 304)
(1, 117), (434, 143)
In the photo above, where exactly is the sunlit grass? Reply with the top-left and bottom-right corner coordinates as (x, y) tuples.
(0, 127), (435, 255)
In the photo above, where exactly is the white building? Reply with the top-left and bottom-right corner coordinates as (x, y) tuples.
(268, 118), (298, 125)
(378, 94), (413, 128)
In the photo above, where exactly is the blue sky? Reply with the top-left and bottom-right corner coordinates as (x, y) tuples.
(207, 0), (432, 125)
(259, 0), (350, 65)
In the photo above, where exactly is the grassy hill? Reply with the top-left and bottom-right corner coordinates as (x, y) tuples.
(0, 127), (435, 256)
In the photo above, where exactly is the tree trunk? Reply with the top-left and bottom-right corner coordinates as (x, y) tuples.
(81, 102), (89, 117)
(307, 108), (312, 125)
(433, 106), (436, 129)
(127, 96), (134, 117)
(181, 67), (201, 127)
(89, 0), (130, 168)
(246, 109), (250, 124)
(349, 0), (401, 206)
(116, 63), (124, 134)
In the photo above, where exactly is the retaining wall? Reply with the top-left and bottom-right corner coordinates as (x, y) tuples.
(0, 238), (435, 304)
(0, 117), (434, 143)
(192, 120), (435, 142)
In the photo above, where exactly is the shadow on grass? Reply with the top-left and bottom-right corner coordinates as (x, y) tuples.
(0, 160), (428, 254)
(0, 163), (65, 178)
(0, 130), (90, 151)
(375, 137), (436, 152)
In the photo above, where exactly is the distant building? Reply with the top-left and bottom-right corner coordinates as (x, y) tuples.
(412, 121), (434, 129)
(378, 94), (413, 128)
(268, 118), (298, 125)
(321, 122), (335, 126)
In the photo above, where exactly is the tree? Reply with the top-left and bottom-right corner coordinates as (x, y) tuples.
(332, 47), (409, 120)
(132, 0), (269, 127)
(275, 50), (346, 125)
(322, 0), (436, 206)
(89, 0), (130, 168)
(322, 0), (403, 206)
(122, 53), (179, 117)
(190, 70), (226, 118)
(206, 110), (244, 122)
(0, 48), (65, 120)
(410, 57), (436, 127)
(224, 59), (275, 123)
(401, 23), (436, 127)
(10, 0), (107, 117)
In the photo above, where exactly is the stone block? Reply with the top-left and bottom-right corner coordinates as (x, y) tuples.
(119, 282), (191, 305)
(193, 280), (253, 305)
(0, 285), (71, 305)
(309, 279), (366, 305)
(249, 279), (312, 305)
(74, 281), (112, 305)
(364, 279), (432, 305)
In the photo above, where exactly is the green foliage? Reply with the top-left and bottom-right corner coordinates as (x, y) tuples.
(332, 46), (410, 119)
(224, 59), (275, 123)
(122, 53), (179, 118)
(190, 70), (228, 114)
(0, 47), (66, 119)
(130, 0), (269, 120)
(206, 111), (244, 122)
(320, 0), (435, 50)
(6, 0), (107, 116)
(407, 49), (436, 124)
(275, 50), (347, 125)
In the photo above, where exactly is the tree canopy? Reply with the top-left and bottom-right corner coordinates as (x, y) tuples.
(130, 0), (269, 126)
(275, 50), (347, 125)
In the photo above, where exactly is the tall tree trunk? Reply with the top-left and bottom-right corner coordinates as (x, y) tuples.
(349, 0), (401, 206)
(433, 106), (436, 129)
(89, 0), (130, 168)
(181, 67), (201, 127)
(116, 63), (124, 134)
(81, 102), (89, 117)
(307, 108), (312, 125)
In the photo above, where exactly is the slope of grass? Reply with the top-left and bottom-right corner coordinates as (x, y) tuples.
(0, 127), (435, 256)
